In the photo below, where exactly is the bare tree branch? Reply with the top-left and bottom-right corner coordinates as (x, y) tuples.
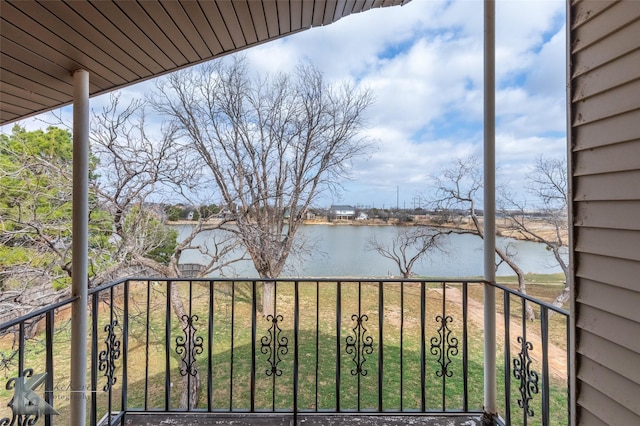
(151, 56), (374, 313)
(367, 226), (450, 278)
(499, 156), (569, 310)
(429, 156), (537, 320)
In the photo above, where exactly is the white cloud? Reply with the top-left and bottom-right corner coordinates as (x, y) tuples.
(526, 24), (567, 96)
(359, 34), (484, 135)
(2, 0), (567, 209)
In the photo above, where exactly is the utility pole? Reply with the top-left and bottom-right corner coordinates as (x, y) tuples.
(412, 196), (422, 209)
(396, 185), (399, 211)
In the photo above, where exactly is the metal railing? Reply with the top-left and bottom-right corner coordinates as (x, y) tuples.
(489, 282), (571, 426)
(0, 278), (569, 425)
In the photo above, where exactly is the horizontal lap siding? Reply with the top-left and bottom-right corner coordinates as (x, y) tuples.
(572, 48), (640, 101)
(573, 109), (640, 149)
(576, 409), (607, 426)
(576, 253), (639, 292)
(578, 357), (640, 416)
(570, 0), (640, 424)
(576, 278), (640, 322)
(578, 382), (640, 425)
(577, 330), (640, 385)
(573, 171), (640, 200)
(574, 139), (640, 175)
(576, 305), (640, 354)
(575, 201), (640, 229)
(575, 228), (640, 261)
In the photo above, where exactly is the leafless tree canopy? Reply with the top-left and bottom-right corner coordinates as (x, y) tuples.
(151, 56), (374, 280)
(499, 156), (569, 309)
(367, 227), (448, 278)
(433, 157), (483, 218)
(89, 94), (245, 284)
(527, 156), (567, 209)
(89, 94), (248, 408)
(430, 156), (537, 320)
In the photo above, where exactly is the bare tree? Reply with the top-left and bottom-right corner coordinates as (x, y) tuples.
(367, 227), (448, 278)
(89, 94), (247, 408)
(89, 95), (238, 278)
(499, 156), (569, 309)
(434, 157), (483, 218)
(1, 99), (246, 408)
(431, 157), (536, 320)
(151, 56), (374, 314)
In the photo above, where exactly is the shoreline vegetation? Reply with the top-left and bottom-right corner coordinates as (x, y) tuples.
(168, 216), (567, 243)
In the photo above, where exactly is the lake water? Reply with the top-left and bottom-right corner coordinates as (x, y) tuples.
(176, 224), (566, 278)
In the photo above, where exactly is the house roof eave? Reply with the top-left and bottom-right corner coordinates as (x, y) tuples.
(0, 0), (411, 125)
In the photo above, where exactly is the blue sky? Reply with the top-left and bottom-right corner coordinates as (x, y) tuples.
(247, 0), (568, 208)
(2, 0), (567, 210)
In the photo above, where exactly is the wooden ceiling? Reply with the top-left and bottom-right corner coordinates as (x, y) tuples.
(0, 0), (410, 125)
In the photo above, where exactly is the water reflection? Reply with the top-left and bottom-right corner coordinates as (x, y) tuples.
(176, 224), (567, 278)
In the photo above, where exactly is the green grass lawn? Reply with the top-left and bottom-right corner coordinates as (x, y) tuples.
(0, 277), (569, 425)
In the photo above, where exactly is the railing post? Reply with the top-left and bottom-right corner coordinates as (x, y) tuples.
(483, 0), (498, 422)
(71, 68), (89, 426)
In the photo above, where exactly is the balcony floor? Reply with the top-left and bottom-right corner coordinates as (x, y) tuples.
(124, 413), (484, 426)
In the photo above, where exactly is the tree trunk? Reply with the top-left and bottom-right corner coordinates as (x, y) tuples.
(550, 282), (570, 316)
(494, 246), (536, 321)
(131, 258), (203, 409)
(262, 281), (275, 317)
(516, 273), (536, 321)
(550, 247), (570, 316)
(471, 215), (536, 321)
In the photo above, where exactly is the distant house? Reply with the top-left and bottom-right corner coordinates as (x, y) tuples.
(329, 205), (356, 220)
(356, 212), (369, 220)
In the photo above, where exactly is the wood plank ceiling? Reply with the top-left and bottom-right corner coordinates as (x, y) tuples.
(0, 0), (410, 125)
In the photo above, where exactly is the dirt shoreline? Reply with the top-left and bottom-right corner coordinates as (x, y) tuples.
(168, 217), (566, 242)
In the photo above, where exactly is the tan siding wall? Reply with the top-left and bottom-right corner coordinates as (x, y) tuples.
(577, 331), (640, 385)
(574, 139), (640, 174)
(573, 172), (640, 200)
(576, 409), (608, 426)
(578, 382), (640, 425)
(576, 253), (638, 291)
(575, 201), (640, 229)
(576, 278), (640, 322)
(578, 357), (640, 417)
(574, 110), (640, 149)
(570, 0), (640, 424)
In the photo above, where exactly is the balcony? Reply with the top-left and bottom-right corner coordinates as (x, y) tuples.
(0, 278), (569, 425)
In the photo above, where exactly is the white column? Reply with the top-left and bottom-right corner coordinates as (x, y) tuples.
(483, 0), (497, 419)
(70, 69), (89, 425)
(565, 2), (577, 424)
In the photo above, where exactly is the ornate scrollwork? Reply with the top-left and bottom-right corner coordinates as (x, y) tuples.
(430, 314), (459, 378)
(98, 320), (121, 391)
(261, 314), (288, 377)
(513, 336), (539, 417)
(345, 314), (374, 376)
(176, 314), (204, 377)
